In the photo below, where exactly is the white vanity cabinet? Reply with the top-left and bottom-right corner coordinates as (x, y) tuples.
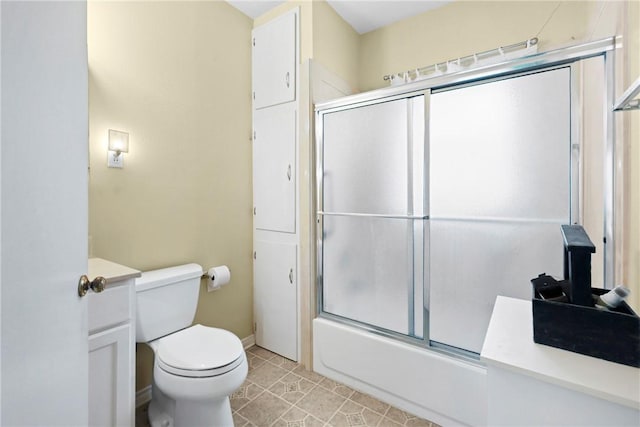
(88, 258), (140, 427)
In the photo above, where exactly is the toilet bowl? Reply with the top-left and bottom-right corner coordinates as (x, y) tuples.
(135, 264), (248, 427)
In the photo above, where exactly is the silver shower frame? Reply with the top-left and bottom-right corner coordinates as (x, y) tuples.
(314, 37), (617, 356)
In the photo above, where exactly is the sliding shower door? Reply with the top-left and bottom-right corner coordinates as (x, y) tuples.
(429, 68), (572, 353)
(319, 95), (426, 338)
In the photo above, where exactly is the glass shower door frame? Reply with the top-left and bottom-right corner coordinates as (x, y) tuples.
(315, 91), (429, 343)
(315, 37), (616, 358)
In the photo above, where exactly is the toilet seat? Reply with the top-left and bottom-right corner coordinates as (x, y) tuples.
(156, 324), (244, 378)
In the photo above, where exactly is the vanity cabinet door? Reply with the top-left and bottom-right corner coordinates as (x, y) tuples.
(89, 324), (132, 427)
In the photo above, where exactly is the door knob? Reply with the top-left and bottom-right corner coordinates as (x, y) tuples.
(78, 275), (107, 297)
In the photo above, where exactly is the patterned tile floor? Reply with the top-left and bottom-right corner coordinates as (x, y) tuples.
(136, 345), (440, 427)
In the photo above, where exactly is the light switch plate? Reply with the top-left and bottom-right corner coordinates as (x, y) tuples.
(107, 151), (123, 168)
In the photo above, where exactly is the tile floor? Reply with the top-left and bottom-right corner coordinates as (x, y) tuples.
(136, 345), (439, 427)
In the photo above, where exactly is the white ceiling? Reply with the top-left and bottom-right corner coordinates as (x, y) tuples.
(226, 1), (452, 34)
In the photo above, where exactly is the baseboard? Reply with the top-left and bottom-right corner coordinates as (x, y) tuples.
(136, 385), (152, 408)
(242, 334), (255, 349)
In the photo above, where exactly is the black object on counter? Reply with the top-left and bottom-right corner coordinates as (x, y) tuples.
(531, 226), (640, 368)
(561, 225), (596, 306)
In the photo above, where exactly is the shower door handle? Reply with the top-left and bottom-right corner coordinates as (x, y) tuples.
(288, 268), (294, 284)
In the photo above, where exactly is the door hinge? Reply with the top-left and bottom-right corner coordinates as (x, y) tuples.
(253, 91), (255, 100)
(253, 251), (256, 260)
(252, 37), (255, 47)
(253, 322), (257, 333)
(253, 130), (256, 141)
(253, 207), (256, 216)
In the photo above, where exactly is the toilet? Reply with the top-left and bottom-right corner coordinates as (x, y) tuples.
(135, 263), (248, 427)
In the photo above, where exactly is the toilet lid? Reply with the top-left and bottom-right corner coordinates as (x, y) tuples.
(156, 324), (244, 378)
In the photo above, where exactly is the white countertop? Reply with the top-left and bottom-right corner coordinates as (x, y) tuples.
(88, 258), (140, 285)
(481, 296), (640, 410)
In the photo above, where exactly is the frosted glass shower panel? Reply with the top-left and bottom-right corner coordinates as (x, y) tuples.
(322, 215), (416, 335)
(322, 99), (409, 215)
(430, 68), (571, 220)
(429, 68), (571, 354)
(429, 220), (565, 353)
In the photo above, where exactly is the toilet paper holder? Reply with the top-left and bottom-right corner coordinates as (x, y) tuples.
(201, 265), (231, 292)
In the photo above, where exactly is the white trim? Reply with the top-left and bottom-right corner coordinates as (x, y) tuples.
(242, 334), (256, 349)
(135, 385), (152, 408)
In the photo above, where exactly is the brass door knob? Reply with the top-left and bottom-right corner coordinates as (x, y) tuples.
(78, 275), (107, 297)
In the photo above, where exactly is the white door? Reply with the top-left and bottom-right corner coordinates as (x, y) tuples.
(253, 102), (296, 233)
(254, 240), (297, 361)
(252, 9), (297, 109)
(1, 2), (89, 425)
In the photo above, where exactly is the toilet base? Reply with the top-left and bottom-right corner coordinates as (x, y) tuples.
(148, 384), (234, 427)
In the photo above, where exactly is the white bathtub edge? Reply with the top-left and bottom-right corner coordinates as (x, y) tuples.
(313, 317), (488, 426)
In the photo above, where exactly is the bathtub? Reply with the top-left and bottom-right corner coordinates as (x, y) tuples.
(313, 318), (488, 426)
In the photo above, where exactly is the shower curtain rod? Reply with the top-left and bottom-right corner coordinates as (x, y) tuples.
(383, 37), (539, 83)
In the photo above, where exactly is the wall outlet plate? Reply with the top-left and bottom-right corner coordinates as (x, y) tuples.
(107, 151), (123, 168)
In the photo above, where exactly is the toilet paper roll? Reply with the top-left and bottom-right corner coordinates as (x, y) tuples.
(207, 265), (231, 292)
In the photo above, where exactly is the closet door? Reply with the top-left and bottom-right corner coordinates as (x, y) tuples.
(254, 240), (297, 360)
(253, 102), (296, 233)
(428, 68), (571, 354)
(252, 9), (296, 109)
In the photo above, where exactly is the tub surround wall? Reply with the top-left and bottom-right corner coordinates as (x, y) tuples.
(88, 1), (253, 391)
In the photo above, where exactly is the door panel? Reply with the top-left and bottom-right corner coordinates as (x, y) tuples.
(319, 96), (426, 338)
(253, 103), (296, 233)
(252, 10), (296, 109)
(429, 68), (571, 353)
(1, 1), (88, 424)
(429, 220), (564, 353)
(322, 99), (409, 216)
(322, 215), (415, 335)
(254, 240), (297, 360)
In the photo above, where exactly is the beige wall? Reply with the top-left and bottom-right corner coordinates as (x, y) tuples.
(584, 0), (640, 311)
(312, 0), (360, 92)
(88, 1), (253, 391)
(359, 1), (591, 91)
(627, 0), (640, 313)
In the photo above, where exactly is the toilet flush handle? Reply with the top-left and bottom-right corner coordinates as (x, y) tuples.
(77, 275), (107, 297)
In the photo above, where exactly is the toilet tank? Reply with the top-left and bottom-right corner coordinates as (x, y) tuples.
(135, 263), (203, 343)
